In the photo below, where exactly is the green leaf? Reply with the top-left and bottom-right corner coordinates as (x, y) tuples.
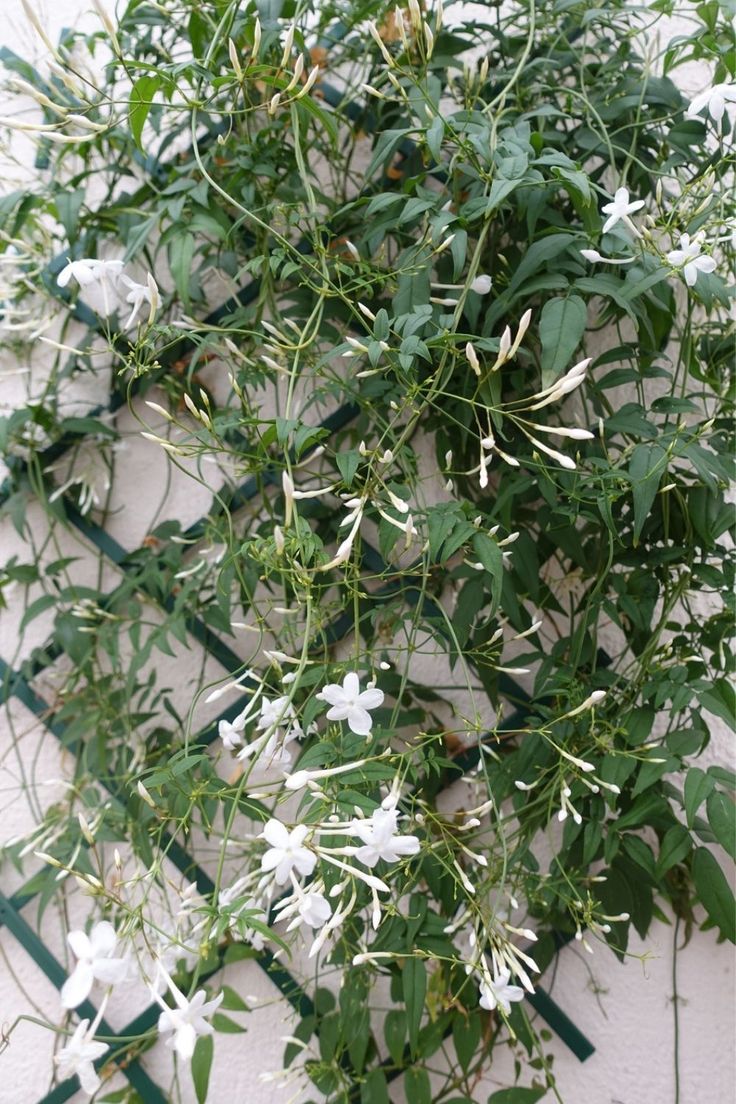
(219, 984), (249, 1011)
(508, 232), (577, 294)
(405, 1068), (432, 1104)
(488, 1088), (547, 1104)
(168, 232), (196, 304)
(211, 1012), (247, 1033)
(699, 679), (736, 727)
(692, 847), (736, 943)
(656, 824), (692, 876)
(384, 1008), (407, 1067)
(366, 128), (411, 180)
(361, 1069), (390, 1104)
(539, 295), (587, 387)
(55, 189), (84, 242)
(707, 791), (736, 862)
(628, 442), (667, 545)
(684, 767), (715, 827)
(472, 532), (504, 615)
(192, 1034), (214, 1104)
(336, 449), (361, 488)
(402, 958), (427, 1058)
(188, 9), (208, 57)
(426, 115), (444, 162)
(129, 74), (161, 151)
(19, 593), (57, 632)
(453, 1012), (481, 1072)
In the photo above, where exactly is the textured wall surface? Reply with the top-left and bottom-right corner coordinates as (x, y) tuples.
(0, 3), (733, 1103)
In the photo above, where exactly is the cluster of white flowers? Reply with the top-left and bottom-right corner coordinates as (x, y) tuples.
(56, 257), (159, 329)
(582, 169), (724, 291)
(211, 667), (420, 962)
(254, 797), (420, 951)
(54, 914), (222, 1093)
(219, 691), (305, 772)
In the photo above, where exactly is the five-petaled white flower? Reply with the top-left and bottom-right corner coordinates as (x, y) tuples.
(665, 232), (717, 287)
(55, 1018), (109, 1095)
(317, 672), (384, 736)
(260, 818), (316, 884)
(478, 968), (526, 1015)
(600, 187), (645, 234)
(350, 807), (420, 867)
(153, 967), (223, 1061)
(686, 81), (736, 125)
(61, 921), (128, 1009)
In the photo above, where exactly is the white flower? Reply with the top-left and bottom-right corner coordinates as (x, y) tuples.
(56, 258), (123, 290)
(153, 968), (223, 1061)
(478, 968), (525, 1014)
(238, 728), (299, 771)
(219, 714), (246, 750)
(234, 694), (302, 769)
(665, 232), (717, 287)
(61, 921), (128, 1009)
(55, 1019), (109, 1095)
(686, 81), (736, 124)
(57, 258), (100, 288)
(317, 672), (384, 736)
(260, 819), (316, 884)
(298, 891), (332, 928)
(600, 187), (645, 234)
(119, 273), (158, 328)
(256, 694), (297, 733)
(350, 807), (420, 867)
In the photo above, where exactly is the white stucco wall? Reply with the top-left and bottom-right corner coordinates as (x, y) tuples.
(0, 2), (733, 1103)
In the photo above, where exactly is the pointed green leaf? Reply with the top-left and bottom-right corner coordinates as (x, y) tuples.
(192, 1034), (214, 1104)
(692, 847), (736, 942)
(129, 74), (161, 151)
(539, 295), (587, 387)
(707, 791), (736, 862)
(628, 442), (667, 545)
(403, 958), (427, 1058)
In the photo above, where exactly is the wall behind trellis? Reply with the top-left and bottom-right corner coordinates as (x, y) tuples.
(0, 2), (733, 1103)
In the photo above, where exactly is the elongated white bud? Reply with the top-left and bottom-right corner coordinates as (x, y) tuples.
(526, 432), (577, 470)
(280, 24), (295, 68)
(367, 21), (395, 66)
(285, 54), (304, 92)
(530, 424), (593, 440)
(229, 38), (243, 79)
(282, 471), (295, 527)
(137, 780), (156, 807)
(296, 66), (321, 98)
